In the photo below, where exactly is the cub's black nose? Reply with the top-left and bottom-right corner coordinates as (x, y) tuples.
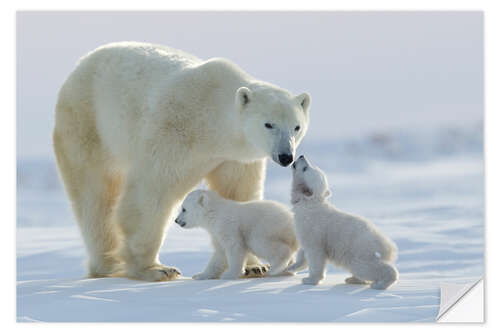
(278, 154), (294, 167)
(299, 155), (304, 159)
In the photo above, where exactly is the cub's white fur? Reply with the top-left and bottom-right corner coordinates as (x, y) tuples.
(53, 42), (310, 281)
(176, 189), (298, 279)
(288, 156), (399, 289)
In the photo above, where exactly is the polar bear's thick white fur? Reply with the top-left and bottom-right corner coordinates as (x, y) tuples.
(288, 156), (399, 289)
(175, 189), (298, 279)
(53, 42), (310, 281)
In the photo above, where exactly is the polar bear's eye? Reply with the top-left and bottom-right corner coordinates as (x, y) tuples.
(303, 166), (308, 172)
(295, 125), (300, 132)
(182, 208), (186, 213)
(265, 123), (273, 129)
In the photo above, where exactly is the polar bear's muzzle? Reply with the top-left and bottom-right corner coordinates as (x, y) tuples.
(272, 152), (294, 167)
(272, 132), (295, 167)
(278, 153), (294, 167)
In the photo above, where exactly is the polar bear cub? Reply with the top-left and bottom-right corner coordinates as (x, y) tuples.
(175, 189), (298, 280)
(288, 156), (399, 289)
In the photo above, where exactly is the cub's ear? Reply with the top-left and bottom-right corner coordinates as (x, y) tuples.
(296, 93), (311, 112)
(236, 87), (253, 108)
(198, 192), (207, 207)
(323, 189), (332, 199)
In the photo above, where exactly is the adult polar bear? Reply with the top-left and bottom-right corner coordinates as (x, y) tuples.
(53, 42), (311, 281)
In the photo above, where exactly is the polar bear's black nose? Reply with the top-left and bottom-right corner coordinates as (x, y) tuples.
(278, 154), (294, 167)
(299, 155), (304, 160)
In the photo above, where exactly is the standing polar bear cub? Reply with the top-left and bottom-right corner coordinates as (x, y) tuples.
(53, 42), (310, 281)
(288, 156), (399, 289)
(175, 189), (298, 279)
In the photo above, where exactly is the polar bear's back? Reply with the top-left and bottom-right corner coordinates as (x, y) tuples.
(78, 41), (201, 76)
(73, 42), (203, 116)
(57, 42), (205, 161)
(65, 42), (202, 103)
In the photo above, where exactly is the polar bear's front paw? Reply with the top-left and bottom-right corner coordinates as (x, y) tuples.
(130, 265), (181, 282)
(302, 276), (322, 285)
(243, 264), (270, 278)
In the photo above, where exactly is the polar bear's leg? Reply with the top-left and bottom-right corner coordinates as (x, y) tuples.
(219, 243), (248, 280)
(287, 248), (308, 272)
(265, 242), (295, 276)
(349, 260), (398, 290)
(193, 240), (227, 280)
(76, 168), (123, 278)
(53, 117), (122, 278)
(205, 160), (265, 201)
(205, 159), (267, 276)
(115, 168), (182, 282)
(302, 248), (327, 285)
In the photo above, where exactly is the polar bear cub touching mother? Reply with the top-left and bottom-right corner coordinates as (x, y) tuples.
(175, 189), (298, 280)
(289, 156), (398, 289)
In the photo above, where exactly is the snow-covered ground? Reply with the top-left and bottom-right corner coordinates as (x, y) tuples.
(16, 125), (484, 322)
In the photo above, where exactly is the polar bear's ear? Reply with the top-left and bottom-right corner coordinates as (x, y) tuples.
(323, 189), (332, 199)
(296, 93), (311, 112)
(236, 87), (253, 108)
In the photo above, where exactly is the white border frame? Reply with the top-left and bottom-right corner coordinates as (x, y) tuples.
(4, 1), (496, 331)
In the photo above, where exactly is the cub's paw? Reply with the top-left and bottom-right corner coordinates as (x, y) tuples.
(243, 264), (271, 278)
(370, 279), (395, 290)
(192, 272), (218, 280)
(302, 277), (321, 285)
(220, 272), (240, 280)
(130, 265), (181, 282)
(275, 270), (296, 277)
(345, 276), (368, 285)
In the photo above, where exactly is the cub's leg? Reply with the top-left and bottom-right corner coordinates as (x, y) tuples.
(220, 242), (248, 280)
(205, 159), (268, 277)
(302, 247), (328, 285)
(193, 239), (227, 280)
(287, 248), (308, 272)
(349, 260), (399, 290)
(264, 242), (296, 276)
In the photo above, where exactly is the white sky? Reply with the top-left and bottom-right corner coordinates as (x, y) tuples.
(16, 11), (483, 158)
